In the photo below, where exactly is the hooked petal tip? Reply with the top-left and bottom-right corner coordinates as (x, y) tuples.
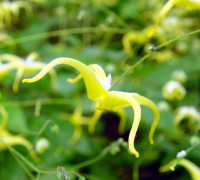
(22, 79), (28, 83)
(130, 148), (140, 158)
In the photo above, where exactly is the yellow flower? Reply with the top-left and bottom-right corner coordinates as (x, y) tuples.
(160, 158), (200, 180)
(0, 53), (57, 92)
(22, 57), (160, 158)
(123, 31), (148, 54)
(0, 1), (32, 29)
(60, 104), (127, 143)
(60, 106), (89, 143)
(0, 106), (38, 161)
(155, 0), (200, 29)
(122, 26), (165, 54)
(147, 0), (200, 37)
(88, 105), (127, 135)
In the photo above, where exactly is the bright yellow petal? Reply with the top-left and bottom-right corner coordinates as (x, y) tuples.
(101, 92), (141, 157)
(122, 32), (136, 53)
(0, 130), (39, 161)
(155, 0), (175, 26)
(70, 126), (81, 144)
(0, 54), (22, 63)
(88, 64), (107, 81)
(179, 159), (200, 180)
(88, 107), (102, 134)
(67, 74), (82, 83)
(123, 32), (147, 53)
(133, 94), (160, 144)
(67, 64), (107, 84)
(22, 57), (107, 100)
(59, 106), (88, 143)
(176, 0), (200, 9)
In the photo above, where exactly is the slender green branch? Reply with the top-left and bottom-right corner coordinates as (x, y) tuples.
(98, 5), (132, 30)
(69, 138), (127, 170)
(111, 52), (152, 88)
(133, 163), (140, 180)
(156, 28), (200, 50)
(7, 145), (56, 174)
(1, 98), (71, 107)
(185, 142), (200, 155)
(71, 149), (107, 170)
(10, 151), (35, 179)
(34, 120), (54, 139)
(111, 28), (200, 88)
(0, 27), (128, 49)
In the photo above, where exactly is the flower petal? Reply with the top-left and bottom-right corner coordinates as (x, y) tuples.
(88, 107), (102, 133)
(160, 158), (200, 180)
(67, 74), (82, 83)
(133, 94), (160, 144)
(0, 130), (39, 161)
(155, 0), (175, 26)
(102, 92), (141, 157)
(22, 57), (107, 100)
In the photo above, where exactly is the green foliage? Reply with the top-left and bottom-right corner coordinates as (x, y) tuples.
(0, 0), (200, 180)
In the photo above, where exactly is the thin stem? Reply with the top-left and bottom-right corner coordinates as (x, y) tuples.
(0, 27), (128, 49)
(69, 138), (127, 170)
(7, 145), (56, 174)
(133, 163), (140, 180)
(34, 120), (54, 139)
(1, 98), (71, 107)
(111, 52), (152, 88)
(71, 149), (107, 170)
(34, 100), (41, 117)
(156, 28), (200, 50)
(111, 28), (200, 88)
(10, 151), (35, 179)
(185, 143), (200, 155)
(99, 5), (132, 30)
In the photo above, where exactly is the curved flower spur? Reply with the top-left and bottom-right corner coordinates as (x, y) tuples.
(0, 106), (39, 161)
(0, 53), (57, 92)
(22, 57), (160, 158)
(149, 0), (200, 37)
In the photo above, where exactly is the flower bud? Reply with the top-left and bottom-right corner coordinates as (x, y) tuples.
(172, 70), (187, 84)
(157, 101), (169, 111)
(35, 138), (50, 154)
(175, 106), (200, 126)
(176, 150), (186, 158)
(162, 80), (186, 100)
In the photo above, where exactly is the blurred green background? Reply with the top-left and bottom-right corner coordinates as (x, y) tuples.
(0, 0), (199, 179)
